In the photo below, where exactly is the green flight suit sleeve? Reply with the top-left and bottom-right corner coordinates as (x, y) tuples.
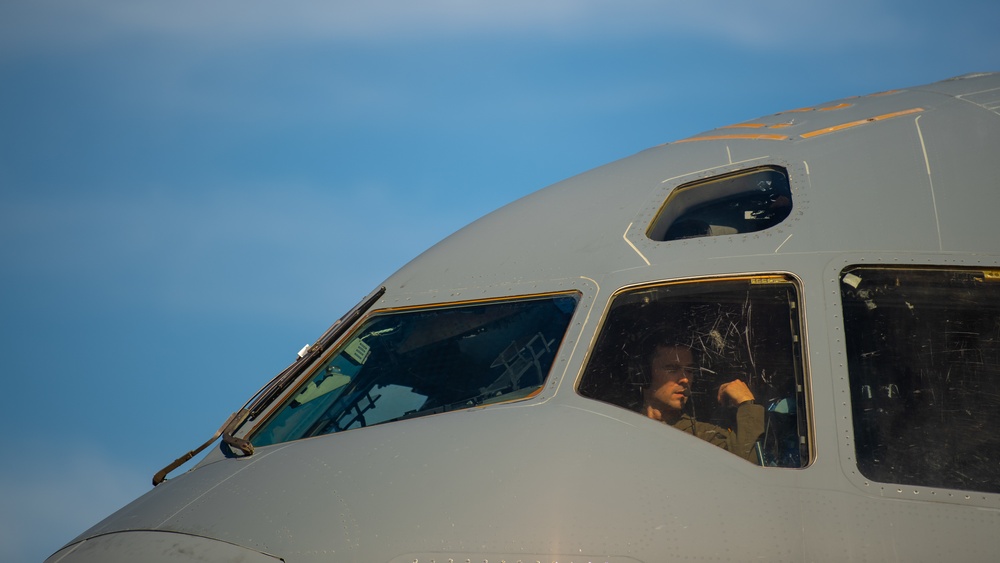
(673, 402), (765, 464)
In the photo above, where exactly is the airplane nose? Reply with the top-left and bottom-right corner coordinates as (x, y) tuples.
(45, 530), (282, 563)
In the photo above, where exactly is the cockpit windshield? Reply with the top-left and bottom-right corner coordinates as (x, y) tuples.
(251, 293), (579, 447)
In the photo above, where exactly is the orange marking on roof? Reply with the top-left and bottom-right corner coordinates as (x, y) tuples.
(675, 133), (790, 143)
(778, 107), (814, 114)
(879, 108), (925, 119)
(778, 103), (852, 116)
(721, 122), (795, 130)
(801, 107), (924, 138)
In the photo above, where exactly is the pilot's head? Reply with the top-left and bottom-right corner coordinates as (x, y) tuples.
(639, 330), (697, 421)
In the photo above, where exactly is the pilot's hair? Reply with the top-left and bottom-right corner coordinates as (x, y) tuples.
(629, 326), (698, 388)
(641, 327), (696, 358)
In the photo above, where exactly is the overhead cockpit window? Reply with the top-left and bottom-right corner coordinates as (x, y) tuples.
(841, 266), (1000, 494)
(578, 276), (810, 467)
(647, 166), (792, 241)
(250, 294), (579, 448)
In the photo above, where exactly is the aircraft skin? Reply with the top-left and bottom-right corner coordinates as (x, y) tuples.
(46, 73), (1000, 562)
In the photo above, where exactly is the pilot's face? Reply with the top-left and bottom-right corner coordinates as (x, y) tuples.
(645, 345), (695, 413)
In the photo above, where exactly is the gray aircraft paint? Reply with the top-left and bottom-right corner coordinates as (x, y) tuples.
(47, 73), (1000, 563)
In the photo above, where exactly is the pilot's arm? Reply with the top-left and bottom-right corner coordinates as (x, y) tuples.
(718, 379), (754, 405)
(695, 379), (764, 463)
(719, 379), (765, 463)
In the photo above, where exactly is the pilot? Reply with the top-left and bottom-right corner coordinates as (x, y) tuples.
(639, 332), (765, 463)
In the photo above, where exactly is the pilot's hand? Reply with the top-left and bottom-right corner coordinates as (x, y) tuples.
(717, 379), (754, 406)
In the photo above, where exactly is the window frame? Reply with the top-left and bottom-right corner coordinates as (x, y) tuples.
(646, 165), (793, 242)
(576, 273), (814, 468)
(242, 291), (583, 448)
(838, 263), (1000, 496)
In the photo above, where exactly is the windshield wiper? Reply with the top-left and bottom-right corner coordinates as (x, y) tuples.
(238, 286), (386, 425)
(152, 286), (386, 486)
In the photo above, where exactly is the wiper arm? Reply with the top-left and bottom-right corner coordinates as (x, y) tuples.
(238, 286), (386, 423)
(152, 409), (249, 486)
(152, 286), (386, 486)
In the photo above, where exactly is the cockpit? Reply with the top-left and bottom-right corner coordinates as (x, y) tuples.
(578, 274), (811, 468)
(250, 293), (579, 448)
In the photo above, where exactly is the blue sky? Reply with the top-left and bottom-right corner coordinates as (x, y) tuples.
(1, 1), (997, 561)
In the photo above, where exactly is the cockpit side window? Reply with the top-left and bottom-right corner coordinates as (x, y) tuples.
(578, 276), (810, 467)
(647, 166), (792, 242)
(250, 293), (579, 448)
(841, 266), (1000, 493)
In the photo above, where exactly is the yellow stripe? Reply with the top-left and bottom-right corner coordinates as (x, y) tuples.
(675, 133), (789, 143)
(869, 89), (901, 97)
(779, 107), (814, 114)
(778, 102), (852, 115)
(801, 107), (924, 139)
(721, 122), (795, 130)
(819, 103), (853, 111)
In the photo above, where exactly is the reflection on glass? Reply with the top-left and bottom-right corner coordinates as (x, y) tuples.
(842, 266), (1000, 493)
(251, 294), (579, 447)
